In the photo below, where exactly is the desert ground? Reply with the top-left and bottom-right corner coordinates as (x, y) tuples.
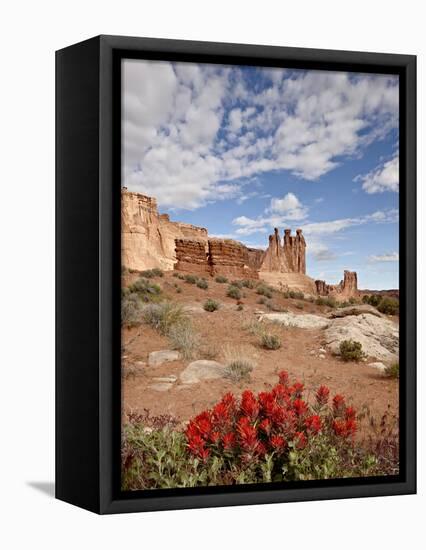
(121, 270), (399, 436)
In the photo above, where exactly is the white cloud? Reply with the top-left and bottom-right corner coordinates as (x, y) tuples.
(369, 252), (399, 262)
(268, 192), (308, 220)
(301, 209), (398, 236)
(355, 155), (399, 194)
(123, 60), (399, 209)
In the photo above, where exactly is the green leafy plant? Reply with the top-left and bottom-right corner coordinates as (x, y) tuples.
(196, 278), (209, 290)
(339, 339), (364, 362)
(227, 285), (242, 300)
(203, 299), (220, 312)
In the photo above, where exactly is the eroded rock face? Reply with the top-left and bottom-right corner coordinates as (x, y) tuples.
(208, 239), (259, 279)
(259, 312), (329, 329)
(260, 228), (306, 274)
(121, 189), (208, 271)
(315, 270), (359, 300)
(175, 239), (209, 273)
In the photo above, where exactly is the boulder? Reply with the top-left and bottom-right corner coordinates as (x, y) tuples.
(180, 360), (226, 384)
(259, 312), (329, 329)
(328, 305), (382, 319)
(148, 350), (181, 367)
(324, 313), (399, 362)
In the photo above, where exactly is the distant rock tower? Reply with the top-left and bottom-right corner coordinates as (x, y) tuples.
(260, 228), (306, 274)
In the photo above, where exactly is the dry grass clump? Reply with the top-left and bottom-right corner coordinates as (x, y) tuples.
(121, 292), (144, 327)
(223, 345), (256, 382)
(168, 322), (200, 360)
(142, 302), (188, 335)
(260, 333), (281, 350)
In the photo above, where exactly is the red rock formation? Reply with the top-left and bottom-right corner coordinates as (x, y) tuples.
(260, 228), (306, 274)
(175, 239), (209, 273)
(315, 270), (359, 300)
(208, 239), (259, 279)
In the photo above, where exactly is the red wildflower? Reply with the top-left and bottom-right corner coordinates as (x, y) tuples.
(237, 416), (258, 450)
(333, 394), (346, 415)
(187, 434), (206, 457)
(345, 406), (356, 421)
(185, 420), (200, 440)
(270, 435), (287, 451)
(295, 431), (307, 449)
(240, 390), (259, 420)
(291, 382), (305, 398)
(278, 370), (289, 386)
(293, 398), (308, 417)
(209, 431), (221, 444)
(345, 418), (357, 437)
(194, 411), (212, 438)
(259, 418), (272, 435)
(222, 432), (236, 450)
(315, 385), (330, 406)
(305, 414), (322, 434)
(332, 418), (357, 438)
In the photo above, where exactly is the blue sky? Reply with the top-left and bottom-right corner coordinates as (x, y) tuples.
(123, 60), (399, 289)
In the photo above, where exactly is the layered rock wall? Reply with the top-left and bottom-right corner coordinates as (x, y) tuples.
(208, 239), (259, 279)
(121, 189), (208, 271)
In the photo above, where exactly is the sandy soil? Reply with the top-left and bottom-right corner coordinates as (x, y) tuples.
(121, 271), (399, 431)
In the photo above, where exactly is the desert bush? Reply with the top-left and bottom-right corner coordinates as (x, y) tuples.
(256, 284), (273, 299)
(122, 373), (397, 489)
(168, 322), (200, 360)
(242, 319), (265, 337)
(339, 339), (364, 362)
(237, 304), (244, 311)
(315, 296), (326, 306)
(241, 279), (256, 289)
(142, 302), (188, 335)
(215, 275), (228, 284)
(227, 285), (242, 300)
(140, 268), (164, 278)
(230, 279), (244, 289)
(260, 333), (281, 350)
(128, 277), (162, 302)
(196, 278), (209, 290)
(121, 292), (143, 326)
(363, 294), (382, 307)
(377, 297), (399, 315)
(204, 299), (220, 312)
(257, 297), (267, 305)
(289, 290), (304, 300)
(184, 274), (198, 284)
(224, 359), (254, 382)
(324, 297), (337, 308)
(266, 301), (287, 312)
(384, 362), (399, 379)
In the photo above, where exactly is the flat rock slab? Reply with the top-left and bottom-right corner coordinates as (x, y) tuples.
(180, 360), (226, 384)
(148, 382), (174, 392)
(367, 362), (387, 372)
(260, 312), (329, 329)
(328, 305), (382, 319)
(148, 350), (181, 367)
(325, 313), (399, 362)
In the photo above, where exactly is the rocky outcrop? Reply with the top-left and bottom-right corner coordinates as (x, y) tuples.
(175, 239), (209, 273)
(315, 270), (359, 301)
(122, 189), (208, 271)
(260, 228), (306, 274)
(208, 239), (259, 279)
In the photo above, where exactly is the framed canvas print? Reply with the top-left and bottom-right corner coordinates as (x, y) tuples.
(56, 35), (416, 514)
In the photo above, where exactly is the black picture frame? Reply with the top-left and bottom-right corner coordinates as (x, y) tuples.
(56, 35), (416, 514)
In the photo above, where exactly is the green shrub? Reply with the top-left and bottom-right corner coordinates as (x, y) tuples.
(315, 296), (326, 306)
(325, 297), (337, 308)
(224, 359), (254, 382)
(227, 285), (242, 300)
(256, 284), (273, 299)
(215, 275), (228, 284)
(128, 277), (162, 302)
(339, 339), (364, 362)
(230, 279), (244, 289)
(196, 278), (209, 290)
(142, 302), (188, 335)
(260, 333), (281, 350)
(121, 292), (143, 326)
(377, 297), (399, 315)
(184, 274), (198, 284)
(384, 362), (399, 379)
(241, 279), (256, 289)
(363, 294), (382, 307)
(203, 299), (220, 312)
(168, 322), (200, 360)
(140, 268), (164, 278)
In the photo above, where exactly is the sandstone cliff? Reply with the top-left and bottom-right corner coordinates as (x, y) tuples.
(260, 228), (306, 274)
(122, 189), (208, 271)
(315, 270), (359, 300)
